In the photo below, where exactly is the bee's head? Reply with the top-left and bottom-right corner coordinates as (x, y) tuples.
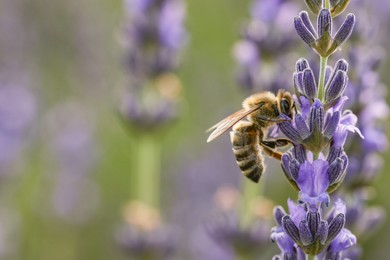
(277, 90), (295, 119)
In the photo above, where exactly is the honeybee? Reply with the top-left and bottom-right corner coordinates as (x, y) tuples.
(207, 90), (295, 183)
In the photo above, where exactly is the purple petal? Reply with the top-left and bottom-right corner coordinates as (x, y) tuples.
(287, 199), (306, 226)
(328, 229), (357, 253)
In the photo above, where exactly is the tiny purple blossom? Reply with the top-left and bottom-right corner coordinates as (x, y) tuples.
(333, 111), (364, 147)
(327, 229), (357, 255)
(297, 160), (330, 211)
(158, 0), (187, 50)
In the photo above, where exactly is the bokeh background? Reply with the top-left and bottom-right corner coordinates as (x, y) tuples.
(0, 0), (389, 259)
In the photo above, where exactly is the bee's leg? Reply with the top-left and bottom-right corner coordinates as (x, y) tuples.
(261, 138), (292, 149)
(261, 145), (283, 161)
(260, 138), (293, 161)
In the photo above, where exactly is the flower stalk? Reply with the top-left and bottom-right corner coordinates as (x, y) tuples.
(317, 56), (328, 101)
(136, 134), (161, 209)
(271, 0), (360, 258)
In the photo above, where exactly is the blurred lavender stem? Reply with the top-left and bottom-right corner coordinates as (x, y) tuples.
(137, 134), (161, 209)
(308, 255), (315, 260)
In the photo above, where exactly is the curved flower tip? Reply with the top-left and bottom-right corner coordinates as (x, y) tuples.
(297, 160), (330, 210)
(327, 198), (347, 220)
(271, 232), (295, 254)
(328, 229), (357, 254)
(333, 111), (364, 147)
(295, 95), (311, 119)
(287, 198), (307, 226)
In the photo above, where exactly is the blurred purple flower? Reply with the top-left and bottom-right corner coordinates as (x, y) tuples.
(123, 0), (187, 82)
(0, 78), (36, 170)
(45, 102), (99, 224)
(233, 0), (299, 92)
(121, 0), (186, 131)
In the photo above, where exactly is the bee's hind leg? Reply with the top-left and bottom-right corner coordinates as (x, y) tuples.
(260, 138), (293, 161)
(261, 145), (283, 160)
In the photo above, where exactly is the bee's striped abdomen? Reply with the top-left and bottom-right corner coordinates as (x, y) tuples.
(230, 121), (264, 183)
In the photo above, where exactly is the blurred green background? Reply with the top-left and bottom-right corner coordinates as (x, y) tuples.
(0, 0), (389, 259)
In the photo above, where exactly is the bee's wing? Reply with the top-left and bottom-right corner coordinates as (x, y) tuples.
(206, 106), (261, 142)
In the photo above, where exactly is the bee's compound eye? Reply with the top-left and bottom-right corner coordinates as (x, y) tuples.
(280, 99), (290, 115)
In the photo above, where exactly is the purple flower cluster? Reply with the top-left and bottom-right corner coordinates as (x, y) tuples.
(270, 1), (363, 258)
(45, 102), (99, 224)
(120, 0), (187, 131)
(233, 0), (300, 92)
(0, 76), (36, 174)
(123, 0), (187, 84)
(330, 1), (389, 256)
(271, 199), (356, 259)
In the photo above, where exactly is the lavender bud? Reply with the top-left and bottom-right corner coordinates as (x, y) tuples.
(304, 0), (322, 15)
(333, 14), (355, 47)
(289, 159), (301, 180)
(307, 211), (320, 236)
(323, 111), (340, 139)
(327, 158), (344, 185)
(296, 58), (309, 72)
(299, 11), (317, 37)
(294, 72), (304, 93)
(325, 252), (341, 260)
(299, 221), (313, 246)
(325, 70), (348, 103)
(274, 206), (287, 226)
(282, 154), (292, 173)
(302, 69), (317, 99)
(279, 120), (303, 144)
(284, 253), (298, 260)
(295, 114), (311, 140)
(292, 145), (307, 164)
(294, 16), (316, 46)
(282, 216), (301, 245)
(325, 59), (348, 89)
(327, 146), (343, 164)
(334, 59), (349, 72)
(317, 221), (329, 244)
(324, 65), (333, 85)
(309, 102), (324, 132)
(317, 9), (332, 38)
(326, 213), (345, 243)
(340, 154), (348, 171)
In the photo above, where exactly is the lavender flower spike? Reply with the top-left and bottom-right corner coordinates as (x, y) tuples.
(294, 8), (356, 57)
(273, 200), (349, 256)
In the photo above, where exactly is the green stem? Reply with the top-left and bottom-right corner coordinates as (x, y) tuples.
(137, 134), (161, 209)
(307, 254), (316, 260)
(323, 0), (330, 9)
(239, 179), (263, 228)
(317, 56), (328, 101)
